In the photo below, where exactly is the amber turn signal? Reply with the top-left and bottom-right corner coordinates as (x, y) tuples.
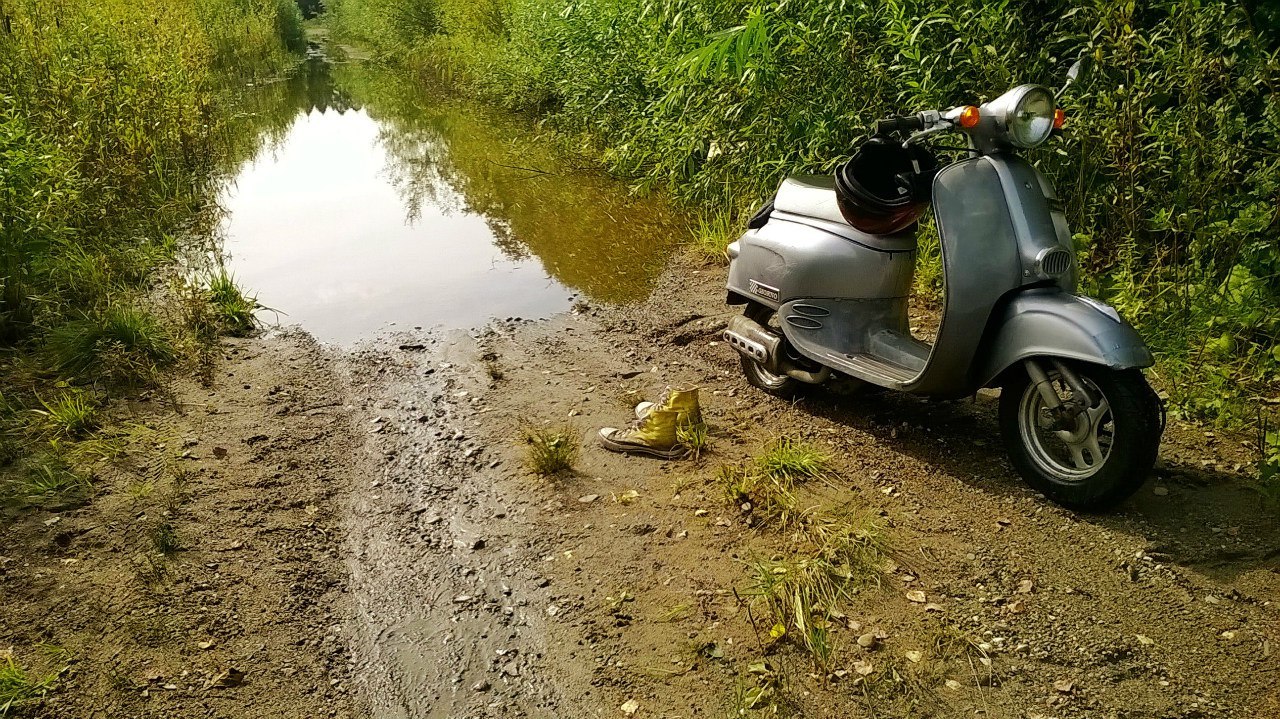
(1053, 108), (1066, 129)
(958, 105), (981, 129)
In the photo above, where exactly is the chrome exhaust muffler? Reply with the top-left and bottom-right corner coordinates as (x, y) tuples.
(724, 314), (832, 384)
(724, 314), (782, 372)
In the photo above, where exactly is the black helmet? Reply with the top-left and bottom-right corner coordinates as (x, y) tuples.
(834, 137), (937, 235)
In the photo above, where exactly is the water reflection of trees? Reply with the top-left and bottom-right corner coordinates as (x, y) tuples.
(329, 62), (682, 304)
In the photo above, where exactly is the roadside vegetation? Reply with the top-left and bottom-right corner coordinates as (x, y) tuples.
(0, 0), (302, 707)
(326, 0), (1280, 479)
(710, 437), (977, 713)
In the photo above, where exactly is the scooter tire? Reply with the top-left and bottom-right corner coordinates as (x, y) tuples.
(739, 304), (804, 399)
(999, 363), (1162, 512)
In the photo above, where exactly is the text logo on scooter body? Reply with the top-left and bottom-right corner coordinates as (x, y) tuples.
(748, 279), (781, 302)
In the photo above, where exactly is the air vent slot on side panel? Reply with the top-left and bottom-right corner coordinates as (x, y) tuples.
(785, 315), (823, 330)
(1036, 248), (1073, 278)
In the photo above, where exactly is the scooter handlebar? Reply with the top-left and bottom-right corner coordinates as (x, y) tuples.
(875, 114), (926, 134)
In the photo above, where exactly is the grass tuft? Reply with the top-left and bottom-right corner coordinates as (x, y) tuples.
(205, 269), (262, 337)
(744, 509), (887, 669)
(754, 438), (832, 484)
(46, 305), (176, 385)
(677, 416), (710, 459)
(0, 656), (57, 713)
(689, 210), (737, 265)
(31, 390), (100, 438)
(149, 521), (181, 556)
(523, 425), (578, 476)
(720, 438), (832, 527)
(0, 454), (93, 509)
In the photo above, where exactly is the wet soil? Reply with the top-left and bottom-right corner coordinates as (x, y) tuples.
(337, 258), (1279, 718)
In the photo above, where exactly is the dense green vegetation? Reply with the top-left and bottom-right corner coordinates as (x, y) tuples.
(0, 0), (301, 509)
(328, 0), (1280, 475)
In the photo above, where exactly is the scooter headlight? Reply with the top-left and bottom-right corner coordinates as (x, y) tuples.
(1001, 85), (1056, 148)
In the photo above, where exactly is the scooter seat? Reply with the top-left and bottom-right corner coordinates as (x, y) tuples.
(773, 175), (849, 226)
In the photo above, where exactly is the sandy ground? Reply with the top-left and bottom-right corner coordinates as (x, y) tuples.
(4, 257), (1278, 718)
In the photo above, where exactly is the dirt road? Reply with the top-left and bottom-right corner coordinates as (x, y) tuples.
(7, 257), (1277, 718)
(338, 258), (1279, 717)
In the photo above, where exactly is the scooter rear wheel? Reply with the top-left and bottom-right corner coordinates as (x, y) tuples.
(739, 304), (803, 398)
(999, 362), (1162, 511)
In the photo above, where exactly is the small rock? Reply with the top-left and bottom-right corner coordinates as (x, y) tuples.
(1016, 579), (1034, 594)
(453, 594), (474, 603)
(472, 680), (491, 692)
(578, 494), (600, 503)
(905, 650), (923, 663)
(1053, 679), (1074, 694)
(906, 590), (926, 603)
(209, 668), (245, 689)
(857, 633), (878, 649)
(1136, 634), (1154, 645)
(853, 660), (875, 676)
(620, 699), (640, 715)
(1153, 486), (1169, 496)
(198, 640), (216, 650)
(945, 679), (962, 690)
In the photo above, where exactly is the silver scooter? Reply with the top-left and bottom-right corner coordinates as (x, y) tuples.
(723, 62), (1163, 510)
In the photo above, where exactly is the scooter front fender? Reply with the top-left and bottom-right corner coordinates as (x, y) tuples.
(974, 290), (1153, 388)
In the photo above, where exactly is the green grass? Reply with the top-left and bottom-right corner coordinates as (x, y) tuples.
(677, 416), (711, 459)
(523, 425), (578, 476)
(743, 509), (887, 669)
(45, 304), (177, 388)
(205, 269), (262, 337)
(0, 656), (57, 714)
(150, 521), (181, 556)
(720, 438), (833, 527)
(689, 210), (737, 265)
(0, 454), (93, 509)
(32, 391), (100, 439)
(753, 438), (832, 484)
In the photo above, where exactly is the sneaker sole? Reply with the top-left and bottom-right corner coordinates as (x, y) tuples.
(598, 433), (687, 459)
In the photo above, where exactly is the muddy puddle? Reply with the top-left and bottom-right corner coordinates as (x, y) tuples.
(217, 51), (680, 343)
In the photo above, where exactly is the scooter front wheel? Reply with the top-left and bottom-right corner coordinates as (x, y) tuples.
(999, 362), (1162, 511)
(739, 304), (803, 398)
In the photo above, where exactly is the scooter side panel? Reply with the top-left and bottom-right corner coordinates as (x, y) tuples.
(972, 289), (1154, 388)
(904, 158), (1023, 395)
(777, 297), (909, 365)
(726, 218), (916, 306)
(985, 156), (1078, 291)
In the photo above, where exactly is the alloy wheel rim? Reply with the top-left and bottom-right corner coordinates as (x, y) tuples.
(1018, 373), (1114, 482)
